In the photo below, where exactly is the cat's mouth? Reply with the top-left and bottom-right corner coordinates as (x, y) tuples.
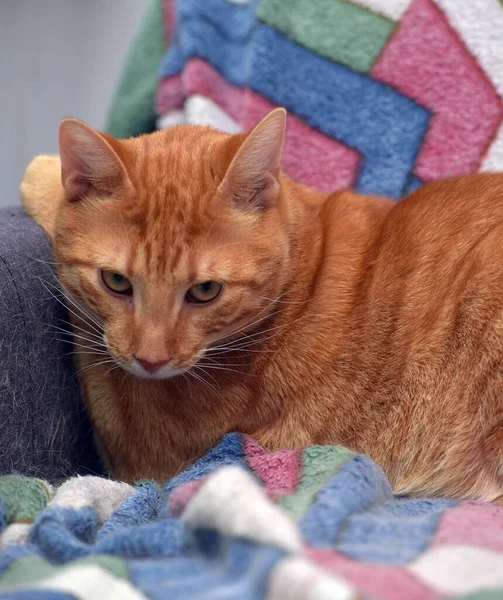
(121, 358), (190, 380)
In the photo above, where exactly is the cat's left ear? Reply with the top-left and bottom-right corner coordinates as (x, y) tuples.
(222, 108), (286, 212)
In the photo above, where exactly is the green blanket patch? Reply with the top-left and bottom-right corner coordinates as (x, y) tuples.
(279, 445), (355, 519)
(106, 0), (167, 139)
(258, 0), (395, 73)
(0, 554), (128, 591)
(0, 475), (53, 525)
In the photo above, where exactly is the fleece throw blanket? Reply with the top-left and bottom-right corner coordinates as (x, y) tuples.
(1, 434), (503, 600)
(155, 0), (503, 200)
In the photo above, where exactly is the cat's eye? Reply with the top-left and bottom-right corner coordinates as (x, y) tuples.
(186, 281), (222, 304)
(101, 270), (133, 295)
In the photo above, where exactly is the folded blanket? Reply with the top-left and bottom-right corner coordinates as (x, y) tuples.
(1, 435), (502, 599)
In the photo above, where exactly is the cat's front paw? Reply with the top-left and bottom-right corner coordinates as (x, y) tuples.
(20, 155), (63, 237)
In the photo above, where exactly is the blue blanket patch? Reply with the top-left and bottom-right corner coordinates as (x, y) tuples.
(165, 433), (248, 494)
(0, 592), (75, 600)
(338, 496), (456, 565)
(300, 454), (456, 565)
(130, 531), (285, 600)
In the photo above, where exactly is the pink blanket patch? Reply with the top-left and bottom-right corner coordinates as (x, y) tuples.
(307, 548), (445, 600)
(163, 0), (177, 42)
(245, 437), (301, 496)
(156, 75), (186, 116)
(157, 59), (360, 192)
(372, 0), (503, 181)
(169, 479), (205, 516)
(432, 500), (503, 553)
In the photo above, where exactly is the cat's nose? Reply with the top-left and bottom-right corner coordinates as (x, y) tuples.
(135, 356), (170, 374)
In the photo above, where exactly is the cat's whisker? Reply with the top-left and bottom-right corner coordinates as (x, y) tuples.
(188, 368), (218, 394)
(210, 240), (246, 253)
(232, 316), (310, 349)
(181, 373), (196, 394)
(44, 323), (106, 347)
(205, 347), (276, 357)
(33, 263), (105, 342)
(104, 363), (123, 377)
(49, 337), (109, 353)
(39, 274), (104, 334)
(61, 349), (110, 359)
(199, 354), (253, 365)
(207, 291), (293, 346)
(220, 310), (327, 353)
(204, 348), (276, 358)
(259, 295), (311, 305)
(49, 335), (108, 353)
(199, 359), (254, 367)
(208, 313), (311, 355)
(196, 364), (254, 378)
(208, 315), (295, 352)
(74, 357), (116, 378)
(208, 305), (289, 349)
(77, 357), (115, 369)
(55, 341), (109, 354)
(50, 317), (104, 342)
(191, 364), (219, 387)
(32, 257), (61, 268)
(36, 277), (104, 337)
(58, 282), (104, 332)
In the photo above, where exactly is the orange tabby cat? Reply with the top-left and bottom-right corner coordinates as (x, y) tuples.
(20, 109), (503, 501)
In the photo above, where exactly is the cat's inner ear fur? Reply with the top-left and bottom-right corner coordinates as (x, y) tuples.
(222, 108), (286, 212)
(59, 118), (132, 202)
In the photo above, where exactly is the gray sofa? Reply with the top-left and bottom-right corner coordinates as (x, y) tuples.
(0, 207), (104, 482)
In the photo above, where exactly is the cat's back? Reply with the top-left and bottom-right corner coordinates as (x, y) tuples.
(351, 173), (503, 313)
(378, 172), (503, 259)
(290, 172), (503, 368)
(337, 173), (503, 497)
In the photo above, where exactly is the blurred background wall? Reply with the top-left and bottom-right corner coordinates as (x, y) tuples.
(0, 1), (148, 207)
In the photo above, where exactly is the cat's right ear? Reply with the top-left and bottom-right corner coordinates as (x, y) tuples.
(59, 118), (132, 202)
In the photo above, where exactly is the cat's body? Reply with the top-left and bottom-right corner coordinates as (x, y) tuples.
(21, 111), (503, 501)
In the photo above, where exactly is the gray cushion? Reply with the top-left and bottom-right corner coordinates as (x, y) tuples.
(0, 207), (103, 482)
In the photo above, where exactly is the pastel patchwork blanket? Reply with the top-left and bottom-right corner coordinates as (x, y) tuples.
(1, 434), (503, 599)
(155, 0), (503, 200)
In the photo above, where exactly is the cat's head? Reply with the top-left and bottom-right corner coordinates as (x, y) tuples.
(53, 109), (291, 379)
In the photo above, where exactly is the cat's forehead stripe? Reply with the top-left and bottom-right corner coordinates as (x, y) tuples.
(169, 245), (184, 273)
